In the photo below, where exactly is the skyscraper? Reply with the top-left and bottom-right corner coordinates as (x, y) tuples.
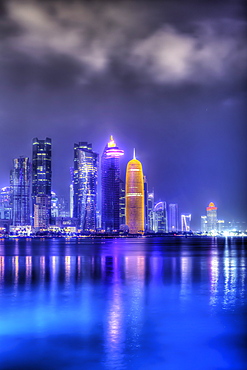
(73, 142), (98, 231)
(206, 202), (217, 232)
(101, 136), (124, 232)
(153, 201), (167, 233)
(168, 203), (178, 232)
(147, 191), (154, 232)
(126, 151), (144, 234)
(10, 157), (30, 226)
(32, 138), (52, 228)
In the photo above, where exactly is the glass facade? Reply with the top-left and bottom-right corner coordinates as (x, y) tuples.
(10, 157), (30, 226)
(32, 138), (52, 227)
(147, 191), (154, 232)
(168, 203), (178, 232)
(101, 136), (124, 232)
(126, 155), (144, 234)
(73, 142), (98, 232)
(153, 201), (167, 233)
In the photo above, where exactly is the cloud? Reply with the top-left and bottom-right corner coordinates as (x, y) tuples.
(1, 0), (246, 85)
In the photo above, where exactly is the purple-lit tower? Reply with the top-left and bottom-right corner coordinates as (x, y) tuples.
(101, 136), (124, 232)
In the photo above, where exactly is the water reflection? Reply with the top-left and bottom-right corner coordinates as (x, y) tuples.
(0, 245), (245, 312)
(209, 248), (219, 307)
(0, 237), (246, 369)
(180, 257), (191, 302)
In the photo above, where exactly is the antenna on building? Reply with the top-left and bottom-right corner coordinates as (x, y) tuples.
(133, 148), (136, 160)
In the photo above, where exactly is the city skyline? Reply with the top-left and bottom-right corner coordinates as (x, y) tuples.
(0, 134), (245, 231)
(0, 0), (246, 228)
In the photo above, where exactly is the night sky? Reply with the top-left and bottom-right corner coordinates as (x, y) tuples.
(0, 0), (246, 228)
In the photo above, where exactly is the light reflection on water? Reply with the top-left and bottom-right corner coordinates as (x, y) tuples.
(0, 237), (246, 369)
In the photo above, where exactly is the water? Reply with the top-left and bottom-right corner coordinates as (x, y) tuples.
(0, 236), (246, 369)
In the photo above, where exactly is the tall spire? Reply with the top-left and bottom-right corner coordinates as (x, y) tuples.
(108, 135), (116, 148)
(133, 148), (136, 160)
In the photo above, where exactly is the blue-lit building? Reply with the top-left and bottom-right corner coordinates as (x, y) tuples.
(10, 157), (31, 226)
(147, 191), (154, 232)
(73, 142), (98, 232)
(153, 201), (168, 233)
(168, 203), (178, 232)
(101, 136), (124, 232)
(32, 138), (52, 228)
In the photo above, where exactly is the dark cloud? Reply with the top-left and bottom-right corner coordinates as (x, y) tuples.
(0, 0), (246, 228)
(0, 0), (246, 87)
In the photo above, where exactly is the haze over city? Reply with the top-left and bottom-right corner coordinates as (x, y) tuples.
(0, 0), (246, 229)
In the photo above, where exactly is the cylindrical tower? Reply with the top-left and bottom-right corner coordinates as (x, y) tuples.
(101, 136), (124, 232)
(126, 152), (144, 234)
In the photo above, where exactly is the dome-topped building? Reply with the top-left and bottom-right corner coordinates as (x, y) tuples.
(206, 202), (218, 232)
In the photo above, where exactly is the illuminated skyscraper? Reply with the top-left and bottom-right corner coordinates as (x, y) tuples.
(206, 202), (217, 232)
(51, 191), (59, 218)
(181, 213), (191, 232)
(168, 203), (178, 232)
(126, 151), (144, 234)
(73, 142), (98, 231)
(101, 136), (124, 232)
(153, 201), (167, 233)
(10, 157), (30, 226)
(147, 191), (154, 232)
(32, 138), (52, 227)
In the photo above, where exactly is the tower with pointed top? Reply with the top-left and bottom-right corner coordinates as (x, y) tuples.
(125, 151), (145, 234)
(101, 136), (124, 232)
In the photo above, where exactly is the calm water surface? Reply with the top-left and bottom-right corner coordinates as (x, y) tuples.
(0, 237), (246, 369)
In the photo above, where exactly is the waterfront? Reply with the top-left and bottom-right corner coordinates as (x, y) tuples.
(0, 237), (246, 369)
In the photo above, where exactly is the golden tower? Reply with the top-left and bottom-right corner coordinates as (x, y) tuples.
(125, 150), (144, 234)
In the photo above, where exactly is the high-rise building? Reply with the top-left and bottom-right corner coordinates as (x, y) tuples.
(32, 138), (52, 228)
(181, 214), (191, 232)
(126, 151), (144, 234)
(0, 187), (12, 220)
(153, 201), (167, 233)
(10, 157), (30, 226)
(168, 203), (178, 232)
(34, 195), (50, 229)
(51, 191), (59, 218)
(206, 202), (217, 232)
(147, 191), (154, 232)
(73, 142), (98, 231)
(101, 136), (124, 232)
